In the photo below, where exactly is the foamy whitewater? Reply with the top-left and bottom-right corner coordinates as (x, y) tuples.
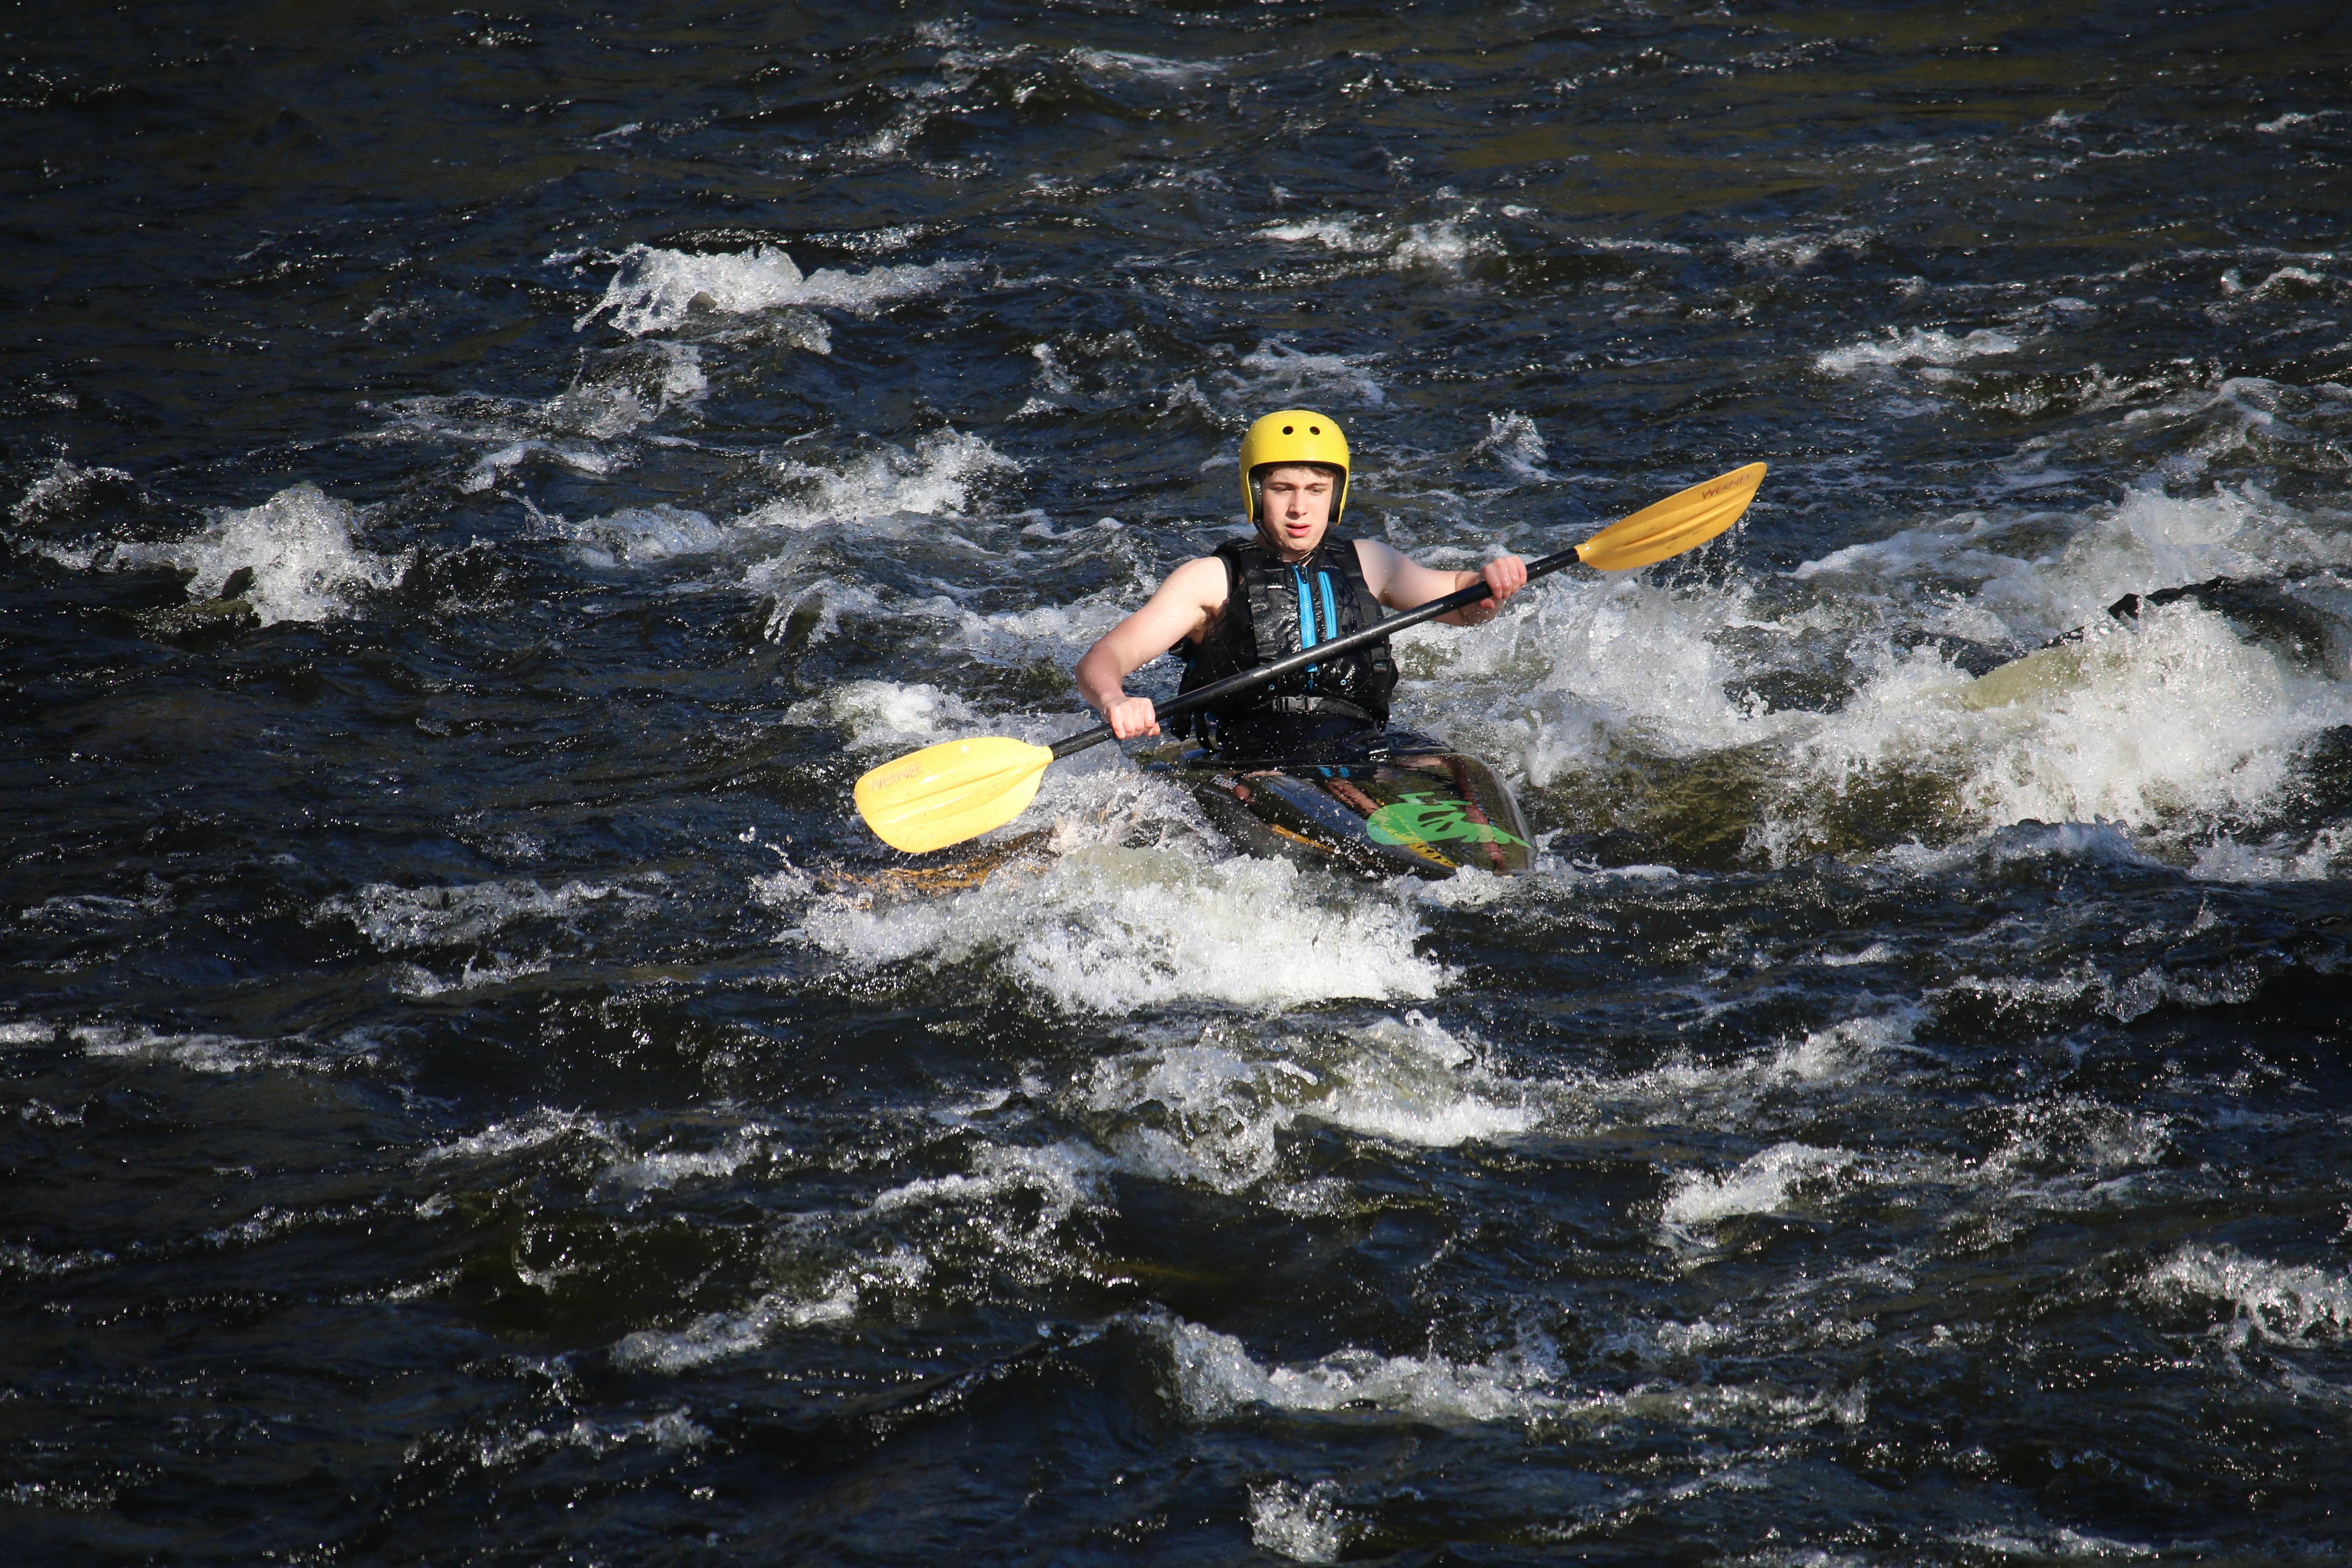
(798, 843), (1447, 1014)
(574, 243), (972, 339)
(6, 7), (2351, 1564)
(87, 483), (409, 623)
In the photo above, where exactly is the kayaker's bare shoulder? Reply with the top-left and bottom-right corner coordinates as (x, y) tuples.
(1074, 555), (1228, 738)
(1115, 554), (1228, 649)
(1347, 536), (1415, 600)
(1159, 552), (1233, 619)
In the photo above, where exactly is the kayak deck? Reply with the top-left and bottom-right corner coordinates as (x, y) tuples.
(1153, 739), (1534, 878)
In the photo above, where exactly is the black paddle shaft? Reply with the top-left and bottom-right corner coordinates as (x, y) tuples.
(1047, 543), (1585, 759)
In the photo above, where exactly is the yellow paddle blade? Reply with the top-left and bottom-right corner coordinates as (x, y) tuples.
(1575, 461), (1767, 572)
(854, 736), (1056, 854)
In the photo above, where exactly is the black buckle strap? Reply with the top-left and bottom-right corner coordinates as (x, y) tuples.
(1258, 696), (1380, 721)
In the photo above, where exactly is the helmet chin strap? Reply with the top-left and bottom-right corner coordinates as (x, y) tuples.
(1251, 485), (1280, 550)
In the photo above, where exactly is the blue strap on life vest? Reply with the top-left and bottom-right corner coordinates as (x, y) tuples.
(1294, 565), (1318, 689)
(1292, 565), (1349, 691)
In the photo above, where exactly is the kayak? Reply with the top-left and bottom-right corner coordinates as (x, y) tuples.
(1150, 736), (1535, 878)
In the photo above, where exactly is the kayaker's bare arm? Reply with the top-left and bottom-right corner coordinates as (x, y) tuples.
(1074, 555), (1230, 740)
(1356, 540), (1529, 625)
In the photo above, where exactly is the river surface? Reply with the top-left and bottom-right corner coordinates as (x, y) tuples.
(6, 3), (2352, 1562)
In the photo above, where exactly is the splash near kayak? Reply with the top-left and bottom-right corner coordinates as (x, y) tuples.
(6, 4), (2352, 1564)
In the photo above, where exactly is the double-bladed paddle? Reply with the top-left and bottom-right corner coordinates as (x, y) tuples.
(854, 461), (1768, 853)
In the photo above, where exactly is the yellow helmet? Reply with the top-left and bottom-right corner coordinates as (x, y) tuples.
(1238, 409), (1349, 528)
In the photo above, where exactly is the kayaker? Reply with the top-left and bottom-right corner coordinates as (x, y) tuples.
(1074, 409), (1529, 756)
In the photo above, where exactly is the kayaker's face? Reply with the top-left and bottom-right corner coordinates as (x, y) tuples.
(1258, 465), (1336, 557)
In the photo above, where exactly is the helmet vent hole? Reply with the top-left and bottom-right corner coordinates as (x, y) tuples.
(1310, 425), (1320, 433)
(1282, 425), (1293, 434)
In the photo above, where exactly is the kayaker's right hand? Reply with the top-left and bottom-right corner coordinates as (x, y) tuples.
(1105, 694), (1159, 739)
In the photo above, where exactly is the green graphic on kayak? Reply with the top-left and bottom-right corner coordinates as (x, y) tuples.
(1364, 791), (1529, 849)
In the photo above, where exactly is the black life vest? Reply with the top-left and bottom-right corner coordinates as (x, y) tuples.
(1174, 534), (1397, 734)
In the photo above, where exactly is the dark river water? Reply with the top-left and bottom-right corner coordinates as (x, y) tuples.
(6, 2), (2352, 1562)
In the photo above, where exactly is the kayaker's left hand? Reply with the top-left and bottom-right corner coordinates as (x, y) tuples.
(1482, 555), (1529, 604)
(1455, 555), (1527, 624)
